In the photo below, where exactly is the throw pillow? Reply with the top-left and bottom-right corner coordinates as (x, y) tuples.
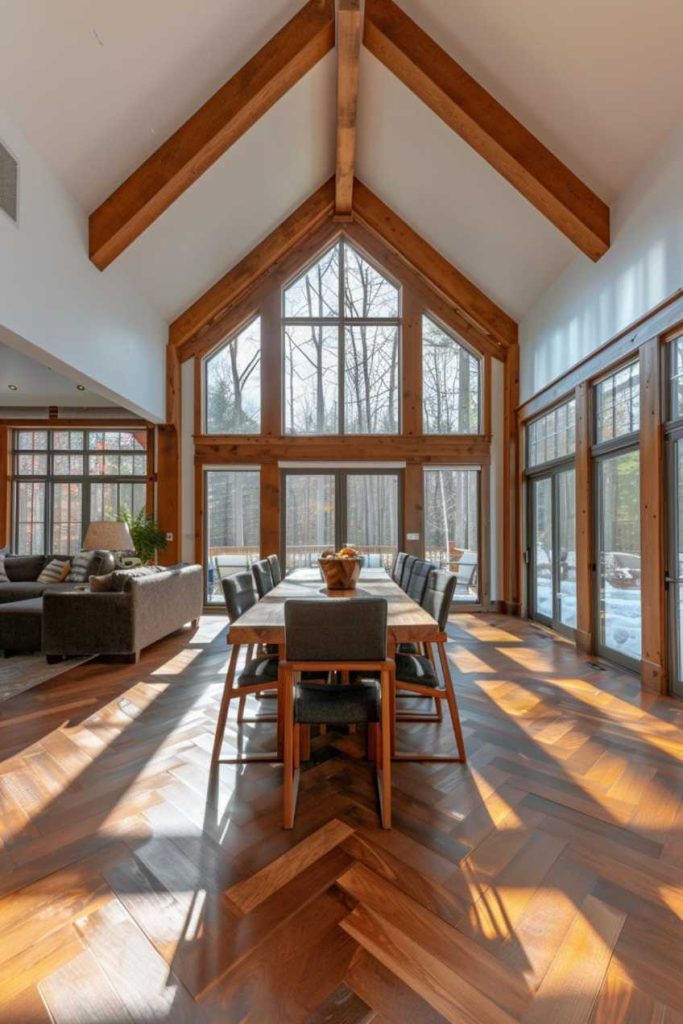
(0, 555), (8, 584)
(89, 573), (114, 592)
(37, 558), (71, 584)
(67, 550), (95, 583)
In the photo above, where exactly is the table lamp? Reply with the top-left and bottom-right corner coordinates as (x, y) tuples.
(83, 521), (135, 567)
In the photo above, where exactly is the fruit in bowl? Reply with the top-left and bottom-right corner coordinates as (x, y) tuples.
(318, 545), (362, 589)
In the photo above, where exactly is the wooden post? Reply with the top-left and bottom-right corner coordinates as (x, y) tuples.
(575, 382), (594, 654)
(503, 345), (520, 614)
(157, 343), (182, 565)
(260, 463), (281, 562)
(639, 339), (667, 692)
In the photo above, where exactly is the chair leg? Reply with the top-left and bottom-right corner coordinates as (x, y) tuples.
(282, 670), (298, 828)
(378, 669), (392, 828)
(211, 645), (239, 764)
(367, 722), (377, 762)
(294, 723), (301, 769)
(237, 695), (247, 722)
(437, 641), (466, 763)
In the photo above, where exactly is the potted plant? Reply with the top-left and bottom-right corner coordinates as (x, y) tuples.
(117, 508), (168, 565)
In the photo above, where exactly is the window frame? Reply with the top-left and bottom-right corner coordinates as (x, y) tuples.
(202, 314), (262, 436)
(525, 396), (577, 474)
(421, 311), (483, 436)
(280, 239), (403, 436)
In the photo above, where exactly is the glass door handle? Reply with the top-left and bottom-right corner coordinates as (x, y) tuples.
(665, 576), (683, 586)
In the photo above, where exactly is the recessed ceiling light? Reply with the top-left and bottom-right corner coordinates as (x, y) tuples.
(76, 384), (86, 391)
(7, 384), (17, 391)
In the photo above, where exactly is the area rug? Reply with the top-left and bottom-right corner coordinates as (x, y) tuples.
(0, 654), (92, 704)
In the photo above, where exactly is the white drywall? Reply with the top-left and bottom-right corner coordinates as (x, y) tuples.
(0, 104), (167, 421)
(520, 121), (683, 401)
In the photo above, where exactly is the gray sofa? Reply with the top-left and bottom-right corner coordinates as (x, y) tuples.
(42, 564), (203, 662)
(0, 552), (115, 604)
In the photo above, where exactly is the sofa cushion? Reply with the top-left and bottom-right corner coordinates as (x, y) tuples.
(110, 565), (165, 592)
(0, 597), (43, 653)
(89, 573), (114, 593)
(0, 581), (46, 603)
(5, 555), (46, 582)
(67, 550), (97, 582)
(0, 556), (8, 584)
(38, 559), (71, 584)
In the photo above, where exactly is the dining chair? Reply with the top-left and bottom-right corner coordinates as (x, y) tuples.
(391, 551), (407, 583)
(211, 573), (280, 764)
(252, 558), (274, 598)
(392, 569), (466, 763)
(280, 598), (393, 829)
(399, 554), (417, 590)
(404, 557), (436, 604)
(267, 553), (282, 585)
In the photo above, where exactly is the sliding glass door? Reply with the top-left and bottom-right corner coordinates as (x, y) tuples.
(204, 469), (260, 603)
(528, 468), (577, 634)
(282, 468), (401, 573)
(667, 432), (683, 697)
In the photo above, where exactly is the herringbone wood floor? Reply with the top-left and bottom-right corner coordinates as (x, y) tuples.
(0, 614), (681, 1023)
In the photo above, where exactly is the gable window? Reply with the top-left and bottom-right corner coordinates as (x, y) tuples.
(205, 317), (261, 434)
(283, 240), (400, 435)
(422, 316), (481, 434)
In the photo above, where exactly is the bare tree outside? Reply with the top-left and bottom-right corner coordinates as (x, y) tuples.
(205, 318), (261, 434)
(423, 315), (480, 435)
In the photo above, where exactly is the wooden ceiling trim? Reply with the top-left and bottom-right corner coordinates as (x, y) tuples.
(352, 178), (517, 348)
(335, 0), (362, 219)
(364, 0), (610, 261)
(194, 435), (491, 464)
(172, 178), (336, 358)
(89, 0), (335, 269)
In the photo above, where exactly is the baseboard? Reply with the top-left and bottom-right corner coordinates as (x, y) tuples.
(641, 658), (668, 694)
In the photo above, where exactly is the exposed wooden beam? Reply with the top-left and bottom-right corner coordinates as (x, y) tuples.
(353, 178), (517, 348)
(195, 435), (491, 465)
(89, 0), (335, 269)
(364, 0), (610, 261)
(335, 0), (362, 218)
(171, 178), (336, 356)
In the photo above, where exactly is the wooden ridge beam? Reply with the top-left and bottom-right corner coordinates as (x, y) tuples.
(171, 178), (336, 356)
(89, 0), (335, 269)
(364, 0), (610, 261)
(335, 0), (362, 218)
(352, 178), (517, 348)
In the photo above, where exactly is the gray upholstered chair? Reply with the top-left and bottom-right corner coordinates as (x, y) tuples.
(399, 554), (417, 590)
(252, 558), (274, 598)
(212, 572), (279, 764)
(393, 570), (466, 763)
(391, 551), (407, 584)
(267, 553), (282, 585)
(280, 597), (393, 829)
(404, 557), (436, 604)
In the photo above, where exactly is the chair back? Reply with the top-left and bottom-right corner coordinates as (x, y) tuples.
(405, 558), (435, 603)
(267, 554), (282, 585)
(252, 558), (274, 598)
(222, 572), (257, 624)
(400, 554), (417, 590)
(391, 551), (407, 583)
(421, 570), (457, 631)
(284, 598), (387, 662)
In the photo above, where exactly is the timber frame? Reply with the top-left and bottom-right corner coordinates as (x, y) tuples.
(517, 290), (683, 695)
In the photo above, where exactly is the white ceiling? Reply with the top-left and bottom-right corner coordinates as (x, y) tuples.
(1, 0), (683, 325)
(0, 340), (114, 407)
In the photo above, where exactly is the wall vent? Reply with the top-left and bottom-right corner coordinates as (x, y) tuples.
(0, 140), (18, 223)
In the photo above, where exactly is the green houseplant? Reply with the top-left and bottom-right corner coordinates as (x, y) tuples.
(117, 508), (168, 565)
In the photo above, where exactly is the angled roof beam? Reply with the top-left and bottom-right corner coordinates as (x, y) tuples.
(89, 0), (335, 269)
(334, 0), (362, 219)
(353, 178), (517, 348)
(364, 0), (610, 261)
(170, 178), (336, 355)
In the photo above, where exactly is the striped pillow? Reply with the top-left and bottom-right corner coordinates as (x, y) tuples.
(67, 550), (95, 582)
(37, 558), (71, 584)
(0, 556), (8, 584)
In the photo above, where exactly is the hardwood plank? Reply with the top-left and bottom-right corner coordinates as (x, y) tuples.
(38, 948), (132, 1024)
(335, 0), (362, 217)
(363, 0), (610, 260)
(89, 0), (335, 268)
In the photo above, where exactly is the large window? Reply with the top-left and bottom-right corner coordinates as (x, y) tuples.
(282, 468), (400, 573)
(12, 430), (148, 555)
(423, 467), (479, 602)
(205, 469), (260, 603)
(422, 316), (480, 434)
(527, 398), (576, 468)
(593, 364), (641, 666)
(205, 317), (261, 434)
(282, 241), (400, 435)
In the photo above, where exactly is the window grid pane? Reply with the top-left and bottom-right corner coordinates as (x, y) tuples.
(527, 398), (576, 468)
(424, 467), (479, 602)
(595, 362), (640, 443)
(205, 470), (260, 603)
(670, 337), (683, 420)
(422, 316), (481, 435)
(205, 317), (261, 434)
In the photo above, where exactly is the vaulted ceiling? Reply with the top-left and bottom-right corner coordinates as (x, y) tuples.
(2, 0), (682, 326)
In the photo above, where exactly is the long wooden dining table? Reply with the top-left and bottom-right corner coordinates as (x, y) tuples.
(226, 567), (443, 828)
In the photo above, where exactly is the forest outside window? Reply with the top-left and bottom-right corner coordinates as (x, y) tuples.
(204, 317), (261, 434)
(422, 316), (481, 434)
(283, 240), (400, 435)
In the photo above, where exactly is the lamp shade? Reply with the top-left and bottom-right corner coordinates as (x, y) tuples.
(83, 520), (134, 552)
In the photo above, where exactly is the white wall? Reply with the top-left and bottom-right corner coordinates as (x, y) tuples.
(520, 121), (683, 401)
(0, 105), (167, 421)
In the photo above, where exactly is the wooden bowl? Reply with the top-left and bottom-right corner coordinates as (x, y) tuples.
(318, 556), (362, 590)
